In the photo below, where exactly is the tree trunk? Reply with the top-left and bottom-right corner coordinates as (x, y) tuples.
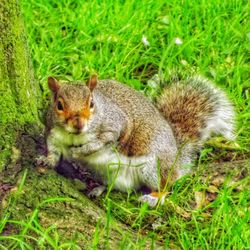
(0, 0), (41, 169)
(2, 169), (154, 249)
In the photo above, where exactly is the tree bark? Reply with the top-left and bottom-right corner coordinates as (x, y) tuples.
(1, 169), (155, 249)
(0, 0), (41, 170)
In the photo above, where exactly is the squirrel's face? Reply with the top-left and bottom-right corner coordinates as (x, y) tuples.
(48, 75), (97, 134)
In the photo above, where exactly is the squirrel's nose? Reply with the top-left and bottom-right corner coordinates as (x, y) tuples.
(73, 116), (84, 132)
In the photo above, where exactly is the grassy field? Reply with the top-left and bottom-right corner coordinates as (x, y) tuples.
(1, 0), (249, 249)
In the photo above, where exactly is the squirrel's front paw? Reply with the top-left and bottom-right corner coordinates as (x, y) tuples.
(71, 147), (84, 159)
(71, 144), (94, 158)
(36, 155), (57, 168)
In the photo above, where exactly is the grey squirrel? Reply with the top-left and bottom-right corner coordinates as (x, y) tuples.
(39, 75), (235, 207)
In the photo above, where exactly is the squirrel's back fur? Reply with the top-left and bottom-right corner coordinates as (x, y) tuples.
(96, 79), (176, 157)
(157, 76), (235, 147)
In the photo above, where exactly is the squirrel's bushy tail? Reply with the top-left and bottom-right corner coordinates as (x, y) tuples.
(157, 76), (235, 149)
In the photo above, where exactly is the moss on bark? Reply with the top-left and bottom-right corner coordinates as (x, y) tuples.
(1, 168), (152, 249)
(0, 0), (41, 170)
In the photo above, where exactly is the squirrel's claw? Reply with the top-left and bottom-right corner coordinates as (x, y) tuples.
(35, 155), (56, 168)
(70, 147), (83, 159)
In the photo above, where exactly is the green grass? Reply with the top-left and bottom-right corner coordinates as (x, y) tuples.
(1, 0), (250, 249)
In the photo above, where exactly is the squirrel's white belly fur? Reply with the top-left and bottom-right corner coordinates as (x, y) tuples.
(84, 148), (143, 191)
(49, 127), (144, 191)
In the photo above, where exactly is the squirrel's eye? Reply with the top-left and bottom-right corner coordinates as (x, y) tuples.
(90, 99), (94, 109)
(57, 101), (64, 111)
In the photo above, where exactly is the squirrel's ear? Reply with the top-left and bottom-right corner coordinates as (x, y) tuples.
(87, 75), (98, 92)
(48, 77), (60, 93)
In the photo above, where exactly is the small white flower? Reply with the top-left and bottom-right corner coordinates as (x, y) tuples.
(180, 59), (188, 66)
(161, 15), (170, 25)
(147, 74), (160, 88)
(174, 37), (183, 45)
(142, 35), (150, 46)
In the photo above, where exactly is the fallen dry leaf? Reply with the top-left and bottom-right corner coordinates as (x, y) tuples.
(165, 198), (191, 219)
(36, 166), (47, 174)
(194, 191), (206, 209)
(207, 185), (219, 193)
(211, 176), (225, 187)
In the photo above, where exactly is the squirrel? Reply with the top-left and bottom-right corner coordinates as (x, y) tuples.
(39, 75), (235, 207)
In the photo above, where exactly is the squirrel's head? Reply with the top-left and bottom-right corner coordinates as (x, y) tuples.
(48, 75), (97, 134)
